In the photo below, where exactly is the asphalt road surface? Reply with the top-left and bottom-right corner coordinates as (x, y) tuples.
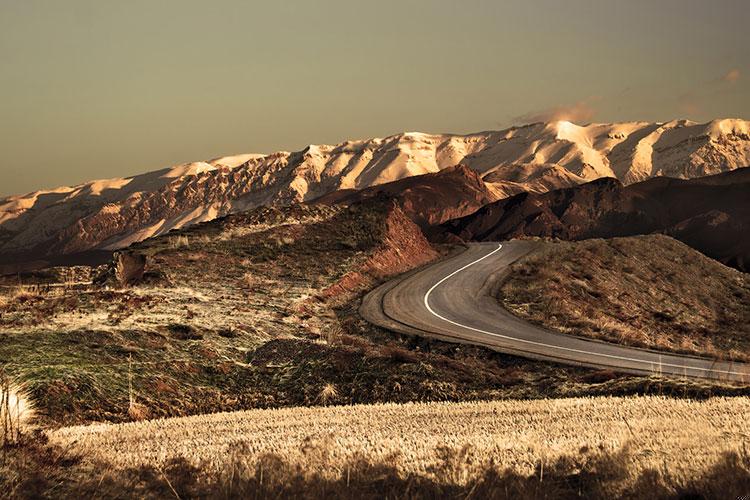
(360, 241), (750, 383)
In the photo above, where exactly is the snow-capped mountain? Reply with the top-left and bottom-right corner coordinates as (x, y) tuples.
(1, 119), (749, 266)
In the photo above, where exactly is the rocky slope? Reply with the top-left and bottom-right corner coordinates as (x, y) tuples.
(437, 167), (750, 271)
(312, 164), (498, 228)
(2, 118), (749, 269)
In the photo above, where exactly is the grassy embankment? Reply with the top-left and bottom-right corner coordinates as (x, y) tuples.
(500, 235), (750, 362)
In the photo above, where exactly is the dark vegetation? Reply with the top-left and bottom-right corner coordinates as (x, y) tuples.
(3, 431), (749, 499)
(437, 167), (750, 272)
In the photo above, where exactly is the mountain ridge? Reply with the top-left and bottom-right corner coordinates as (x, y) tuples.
(2, 118), (749, 268)
(436, 166), (750, 272)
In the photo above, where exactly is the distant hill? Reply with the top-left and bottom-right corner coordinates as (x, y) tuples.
(437, 167), (750, 271)
(312, 164), (497, 228)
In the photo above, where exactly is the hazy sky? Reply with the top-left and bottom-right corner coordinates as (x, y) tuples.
(1, 0), (748, 196)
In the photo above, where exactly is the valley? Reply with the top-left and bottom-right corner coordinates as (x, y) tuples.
(9, 197), (747, 430)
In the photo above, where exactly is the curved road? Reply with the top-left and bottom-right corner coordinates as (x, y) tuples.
(360, 241), (750, 383)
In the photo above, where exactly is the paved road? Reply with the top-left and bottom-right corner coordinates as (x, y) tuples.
(360, 241), (750, 383)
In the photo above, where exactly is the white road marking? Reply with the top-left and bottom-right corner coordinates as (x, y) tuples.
(422, 243), (748, 380)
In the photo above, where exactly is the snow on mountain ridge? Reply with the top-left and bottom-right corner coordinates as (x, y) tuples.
(1, 118), (749, 264)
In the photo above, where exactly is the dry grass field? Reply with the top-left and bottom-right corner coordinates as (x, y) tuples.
(500, 235), (750, 362)
(42, 396), (750, 498)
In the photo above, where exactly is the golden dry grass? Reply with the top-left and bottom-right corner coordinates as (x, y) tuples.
(169, 234), (190, 249)
(0, 284), (43, 302)
(500, 235), (750, 361)
(1, 378), (35, 446)
(51, 396), (750, 487)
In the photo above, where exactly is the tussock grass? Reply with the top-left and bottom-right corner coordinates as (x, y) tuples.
(317, 383), (338, 405)
(1, 373), (35, 447)
(0, 284), (43, 303)
(323, 325), (344, 345)
(169, 234), (190, 249)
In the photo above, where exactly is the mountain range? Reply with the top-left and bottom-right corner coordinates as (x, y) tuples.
(1, 118), (749, 269)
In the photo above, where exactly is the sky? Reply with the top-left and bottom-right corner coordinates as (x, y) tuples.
(1, 0), (748, 196)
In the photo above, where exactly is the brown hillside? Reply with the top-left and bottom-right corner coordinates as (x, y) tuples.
(499, 235), (750, 361)
(312, 164), (497, 228)
(437, 167), (750, 271)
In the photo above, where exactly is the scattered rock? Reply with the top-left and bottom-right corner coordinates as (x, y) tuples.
(217, 328), (239, 339)
(167, 323), (203, 341)
(115, 252), (147, 286)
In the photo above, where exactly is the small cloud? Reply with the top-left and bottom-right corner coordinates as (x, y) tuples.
(512, 99), (597, 125)
(722, 68), (741, 84)
(676, 92), (703, 118)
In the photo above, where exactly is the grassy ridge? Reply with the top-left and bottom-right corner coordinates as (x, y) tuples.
(500, 235), (750, 361)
